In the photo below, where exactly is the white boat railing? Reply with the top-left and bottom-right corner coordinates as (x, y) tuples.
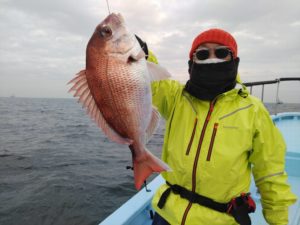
(243, 77), (300, 103)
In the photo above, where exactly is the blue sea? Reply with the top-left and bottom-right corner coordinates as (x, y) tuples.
(0, 97), (164, 225)
(0, 97), (299, 225)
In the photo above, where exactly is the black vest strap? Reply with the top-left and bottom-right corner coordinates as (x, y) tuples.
(157, 182), (255, 225)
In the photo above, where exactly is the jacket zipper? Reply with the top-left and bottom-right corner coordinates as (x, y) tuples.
(181, 101), (216, 225)
(206, 123), (219, 161)
(185, 118), (198, 155)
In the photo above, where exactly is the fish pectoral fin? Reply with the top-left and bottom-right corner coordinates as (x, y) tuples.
(133, 149), (170, 190)
(147, 61), (172, 81)
(145, 107), (160, 143)
(68, 70), (133, 145)
(128, 49), (145, 62)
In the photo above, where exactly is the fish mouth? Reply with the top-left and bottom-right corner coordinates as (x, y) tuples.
(105, 12), (125, 26)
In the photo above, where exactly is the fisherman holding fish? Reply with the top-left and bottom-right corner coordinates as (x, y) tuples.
(69, 12), (296, 225)
(146, 29), (297, 225)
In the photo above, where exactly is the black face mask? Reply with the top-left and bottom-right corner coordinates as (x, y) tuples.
(184, 57), (240, 101)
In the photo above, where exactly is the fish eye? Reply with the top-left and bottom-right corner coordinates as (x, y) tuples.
(99, 26), (112, 38)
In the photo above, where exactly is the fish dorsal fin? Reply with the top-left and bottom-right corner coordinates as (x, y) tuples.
(145, 107), (160, 143)
(147, 61), (172, 81)
(68, 70), (133, 145)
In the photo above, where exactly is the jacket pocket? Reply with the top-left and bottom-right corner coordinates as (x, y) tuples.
(206, 123), (218, 161)
(185, 118), (198, 155)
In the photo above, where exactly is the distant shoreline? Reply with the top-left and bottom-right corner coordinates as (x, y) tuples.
(1, 97), (299, 115)
(0, 96), (299, 104)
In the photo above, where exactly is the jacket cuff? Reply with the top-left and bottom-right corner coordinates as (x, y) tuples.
(263, 209), (288, 225)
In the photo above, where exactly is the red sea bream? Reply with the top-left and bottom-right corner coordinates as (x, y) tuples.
(68, 13), (170, 189)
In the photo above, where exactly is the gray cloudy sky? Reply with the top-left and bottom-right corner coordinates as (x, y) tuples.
(0, 0), (299, 102)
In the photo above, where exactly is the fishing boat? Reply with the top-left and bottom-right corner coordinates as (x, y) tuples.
(99, 78), (300, 225)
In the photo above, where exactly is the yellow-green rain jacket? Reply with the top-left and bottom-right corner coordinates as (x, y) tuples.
(150, 80), (297, 225)
(147, 50), (158, 64)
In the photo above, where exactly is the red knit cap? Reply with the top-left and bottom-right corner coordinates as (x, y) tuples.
(189, 28), (238, 59)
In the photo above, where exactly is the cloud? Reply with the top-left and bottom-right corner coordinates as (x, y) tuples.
(0, 0), (299, 100)
(290, 21), (300, 27)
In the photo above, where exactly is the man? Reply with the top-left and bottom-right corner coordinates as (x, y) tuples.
(148, 29), (297, 225)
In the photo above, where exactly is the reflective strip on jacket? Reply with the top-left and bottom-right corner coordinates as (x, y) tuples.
(151, 80), (297, 225)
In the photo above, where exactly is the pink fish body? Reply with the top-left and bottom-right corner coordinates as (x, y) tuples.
(68, 13), (170, 189)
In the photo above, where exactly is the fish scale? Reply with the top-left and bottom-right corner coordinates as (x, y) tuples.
(104, 60), (148, 138)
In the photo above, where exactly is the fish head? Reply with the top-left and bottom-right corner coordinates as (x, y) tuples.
(87, 13), (137, 58)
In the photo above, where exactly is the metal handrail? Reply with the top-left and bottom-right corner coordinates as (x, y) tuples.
(243, 77), (300, 103)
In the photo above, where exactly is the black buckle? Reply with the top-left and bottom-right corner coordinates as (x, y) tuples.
(227, 193), (255, 225)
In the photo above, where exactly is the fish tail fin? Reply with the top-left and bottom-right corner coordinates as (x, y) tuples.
(133, 149), (170, 190)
